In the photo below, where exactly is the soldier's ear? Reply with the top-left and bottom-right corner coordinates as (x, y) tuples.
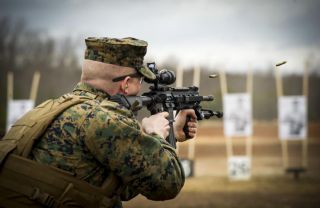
(120, 76), (131, 94)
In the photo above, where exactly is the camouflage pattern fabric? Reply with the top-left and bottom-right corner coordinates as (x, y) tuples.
(30, 82), (184, 208)
(85, 37), (156, 80)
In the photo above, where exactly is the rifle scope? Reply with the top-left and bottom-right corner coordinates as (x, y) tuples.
(144, 62), (176, 86)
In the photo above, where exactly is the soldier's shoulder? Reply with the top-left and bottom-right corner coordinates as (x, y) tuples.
(97, 99), (134, 117)
(79, 99), (140, 134)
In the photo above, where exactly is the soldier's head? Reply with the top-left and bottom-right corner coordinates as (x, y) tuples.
(81, 37), (156, 96)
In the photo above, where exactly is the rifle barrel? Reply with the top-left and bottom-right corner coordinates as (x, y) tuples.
(202, 95), (214, 101)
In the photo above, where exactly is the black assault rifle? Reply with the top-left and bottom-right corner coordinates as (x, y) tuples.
(110, 63), (223, 148)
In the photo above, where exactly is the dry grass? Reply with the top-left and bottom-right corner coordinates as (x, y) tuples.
(124, 176), (320, 208)
(124, 122), (320, 208)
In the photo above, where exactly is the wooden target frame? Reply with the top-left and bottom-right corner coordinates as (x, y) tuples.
(6, 71), (41, 130)
(220, 66), (253, 180)
(275, 61), (309, 173)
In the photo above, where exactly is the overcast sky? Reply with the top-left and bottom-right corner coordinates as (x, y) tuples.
(1, 0), (320, 73)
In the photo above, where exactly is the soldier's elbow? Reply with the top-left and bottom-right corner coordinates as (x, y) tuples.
(146, 180), (184, 201)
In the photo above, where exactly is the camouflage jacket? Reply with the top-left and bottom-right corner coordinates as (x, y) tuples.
(30, 82), (185, 207)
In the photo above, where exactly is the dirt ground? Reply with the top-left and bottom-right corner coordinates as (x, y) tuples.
(124, 176), (320, 208)
(124, 122), (320, 208)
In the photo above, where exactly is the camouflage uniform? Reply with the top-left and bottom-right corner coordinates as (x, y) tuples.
(29, 82), (184, 207)
(85, 37), (156, 80)
(28, 37), (185, 207)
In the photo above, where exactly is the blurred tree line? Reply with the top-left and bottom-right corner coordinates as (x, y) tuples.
(0, 17), (82, 136)
(1, 17), (320, 136)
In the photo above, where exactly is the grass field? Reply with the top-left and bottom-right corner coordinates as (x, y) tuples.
(124, 122), (320, 208)
(124, 176), (320, 208)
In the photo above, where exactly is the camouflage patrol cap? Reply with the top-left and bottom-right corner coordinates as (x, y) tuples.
(85, 37), (156, 80)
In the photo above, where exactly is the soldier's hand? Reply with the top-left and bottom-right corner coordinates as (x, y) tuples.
(142, 112), (170, 139)
(174, 109), (198, 142)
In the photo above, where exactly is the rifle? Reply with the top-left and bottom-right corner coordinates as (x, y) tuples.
(110, 63), (223, 148)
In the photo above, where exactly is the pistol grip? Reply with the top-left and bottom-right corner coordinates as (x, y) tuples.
(183, 115), (193, 139)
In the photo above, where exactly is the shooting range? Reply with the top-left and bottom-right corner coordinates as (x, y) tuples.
(275, 61), (309, 179)
(220, 66), (253, 181)
(6, 71), (40, 131)
(1, 1), (320, 207)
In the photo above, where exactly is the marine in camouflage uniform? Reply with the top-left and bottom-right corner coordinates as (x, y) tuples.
(29, 82), (184, 207)
(27, 37), (186, 207)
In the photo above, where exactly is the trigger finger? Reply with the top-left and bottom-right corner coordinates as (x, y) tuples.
(188, 122), (197, 127)
(189, 117), (197, 122)
(188, 127), (197, 133)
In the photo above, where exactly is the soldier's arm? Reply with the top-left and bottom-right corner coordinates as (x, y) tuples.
(82, 104), (185, 201)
